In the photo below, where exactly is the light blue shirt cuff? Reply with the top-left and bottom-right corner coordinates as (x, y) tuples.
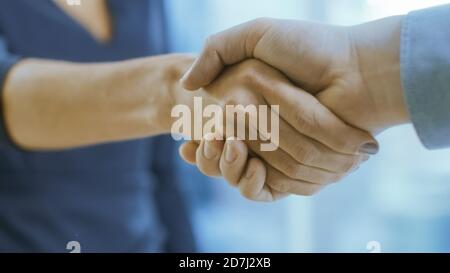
(401, 4), (450, 149)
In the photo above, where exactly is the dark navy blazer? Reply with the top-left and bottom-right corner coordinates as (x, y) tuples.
(0, 0), (195, 252)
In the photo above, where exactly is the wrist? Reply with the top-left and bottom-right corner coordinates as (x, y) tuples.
(101, 54), (197, 137)
(350, 15), (410, 131)
(159, 54), (197, 133)
(2, 55), (196, 150)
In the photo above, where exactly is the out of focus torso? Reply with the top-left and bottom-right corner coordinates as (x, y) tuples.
(0, 0), (192, 253)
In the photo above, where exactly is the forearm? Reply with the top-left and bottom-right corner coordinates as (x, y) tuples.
(2, 54), (195, 150)
(350, 16), (409, 130)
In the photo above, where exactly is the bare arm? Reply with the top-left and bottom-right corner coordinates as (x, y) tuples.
(2, 54), (193, 150)
(1, 53), (375, 201)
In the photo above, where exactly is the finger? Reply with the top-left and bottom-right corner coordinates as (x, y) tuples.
(245, 140), (345, 185)
(261, 80), (378, 155)
(195, 134), (225, 177)
(219, 138), (248, 187)
(276, 116), (368, 173)
(265, 165), (325, 196)
(250, 99), (369, 173)
(179, 141), (199, 165)
(181, 19), (272, 90)
(237, 157), (288, 202)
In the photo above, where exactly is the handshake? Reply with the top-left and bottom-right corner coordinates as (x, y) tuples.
(173, 17), (409, 202)
(4, 16), (408, 203)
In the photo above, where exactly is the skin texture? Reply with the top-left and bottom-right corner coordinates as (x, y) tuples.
(175, 59), (373, 201)
(179, 16), (411, 201)
(0, 5), (378, 202)
(181, 17), (409, 133)
(2, 57), (372, 201)
(3, 56), (189, 150)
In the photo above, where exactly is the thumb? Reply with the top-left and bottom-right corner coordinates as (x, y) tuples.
(181, 18), (272, 90)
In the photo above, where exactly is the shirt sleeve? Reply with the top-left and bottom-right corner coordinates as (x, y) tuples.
(401, 4), (450, 149)
(0, 34), (21, 148)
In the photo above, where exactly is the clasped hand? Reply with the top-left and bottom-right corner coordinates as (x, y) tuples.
(175, 16), (408, 202)
(178, 59), (374, 202)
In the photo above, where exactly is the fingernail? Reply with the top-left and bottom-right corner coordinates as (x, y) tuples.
(225, 142), (237, 163)
(203, 140), (217, 159)
(359, 142), (379, 155)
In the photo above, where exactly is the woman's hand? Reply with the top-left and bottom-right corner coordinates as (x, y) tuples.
(180, 137), (288, 202)
(2, 53), (374, 201)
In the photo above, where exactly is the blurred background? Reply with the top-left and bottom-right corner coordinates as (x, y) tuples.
(166, 0), (450, 252)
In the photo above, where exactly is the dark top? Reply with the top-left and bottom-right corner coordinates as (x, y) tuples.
(0, 0), (195, 252)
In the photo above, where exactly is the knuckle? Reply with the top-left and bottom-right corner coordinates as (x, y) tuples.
(203, 34), (222, 59)
(335, 127), (369, 153)
(204, 34), (219, 49)
(266, 178), (290, 193)
(293, 166), (327, 185)
(334, 136), (355, 153)
(224, 97), (239, 107)
(292, 108), (314, 134)
(304, 171), (326, 185)
(333, 153), (362, 173)
(342, 157), (358, 172)
(293, 144), (317, 166)
(297, 184), (323, 196)
(251, 17), (273, 27)
(237, 62), (274, 94)
(240, 63), (263, 84)
(283, 163), (300, 180)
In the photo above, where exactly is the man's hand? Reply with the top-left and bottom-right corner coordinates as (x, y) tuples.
(176, 59), (374, 201)
(181, 17), (410, 134)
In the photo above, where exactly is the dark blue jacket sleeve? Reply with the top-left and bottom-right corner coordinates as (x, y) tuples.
(0, 34), (21, 148)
